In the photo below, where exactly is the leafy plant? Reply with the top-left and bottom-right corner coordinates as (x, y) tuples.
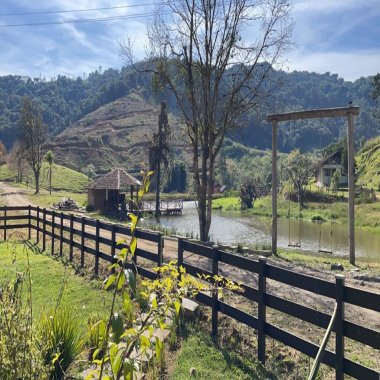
(39, 307), (83, 379)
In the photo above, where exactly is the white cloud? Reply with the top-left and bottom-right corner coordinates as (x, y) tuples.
(287, 50), (380, 80)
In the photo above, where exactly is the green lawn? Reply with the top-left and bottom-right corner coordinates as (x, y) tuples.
(26, 191), (87, 209)
(0, 163), (90, 193)
(0, 241), (115, 332)
(171, 328), (272, 380)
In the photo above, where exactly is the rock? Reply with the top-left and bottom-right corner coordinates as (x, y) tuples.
(182, 298), (199, 319)
(189, 367), (197, 377)
(331, 263), (344, 271)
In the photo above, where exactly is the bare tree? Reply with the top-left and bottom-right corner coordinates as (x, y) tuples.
(122, 0), (292, 241)
(0, 141), (7, 165)
(7, 141), (27, 183)
(18, 97), (47, 194)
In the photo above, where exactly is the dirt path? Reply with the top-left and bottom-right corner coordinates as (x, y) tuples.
(0, 181), (34, 207)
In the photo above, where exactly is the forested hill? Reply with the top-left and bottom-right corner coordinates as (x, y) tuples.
(0, 65), (378, 152)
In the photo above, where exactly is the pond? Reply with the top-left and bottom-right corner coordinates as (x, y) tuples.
(144, 201), (380, 262)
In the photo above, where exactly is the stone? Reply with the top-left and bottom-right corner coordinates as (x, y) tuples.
(189, 367), (197, 377)
(182, 298), (199, 319)
(331, 263), (344, 271)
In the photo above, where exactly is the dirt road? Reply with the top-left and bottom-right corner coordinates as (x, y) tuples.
(0, 181), (33, 207)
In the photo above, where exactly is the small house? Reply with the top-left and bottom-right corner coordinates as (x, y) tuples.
(212, 181), (226, 194)
(87, 168), (141, 212)
(315, 151), (347, 187)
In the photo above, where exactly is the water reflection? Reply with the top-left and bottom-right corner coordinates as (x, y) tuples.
(144, 201), (380, 262)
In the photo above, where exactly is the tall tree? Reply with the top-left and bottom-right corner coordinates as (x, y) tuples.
(18, 97), (47, 194)
(285, 149), (314, 207)
(45, 150), (54, 194)
(149, 100), (171, 217)
(0, 141), (6, 165)
(122, 0), (292, 240)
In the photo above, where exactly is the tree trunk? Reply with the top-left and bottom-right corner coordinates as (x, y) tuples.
(49, 164), (52, 194)
(155, 163), (161, 218)
(33, 169), (40, 194)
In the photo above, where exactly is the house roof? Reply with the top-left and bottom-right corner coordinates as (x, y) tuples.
(317, 151), (342, 167)
(87, 168), (141, 190)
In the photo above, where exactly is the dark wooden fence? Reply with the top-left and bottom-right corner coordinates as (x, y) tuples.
(0, 205), (379, 379)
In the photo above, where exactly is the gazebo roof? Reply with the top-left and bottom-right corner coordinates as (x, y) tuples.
(87, 168), (141, 190)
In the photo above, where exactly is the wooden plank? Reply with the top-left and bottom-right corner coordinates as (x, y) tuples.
(266, 263), (335, 298)
(218, 250), (259, 273)
(335, 275), (345, 379)
(95, 220), (100, 275)
(135, 248), (157, 262)
(218, 300), (259, 330)
(194, 291), (213, 307)
(69, 214), (74, 262)
(343, 358), (380, 380)
(267, 106), (360, 122)
(183, 263), (213, 278)
(0, 206), (29, 211)
(183, 240), (214, 259)
(344, 285), (380, 313)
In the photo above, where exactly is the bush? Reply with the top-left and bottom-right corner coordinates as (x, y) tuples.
(39, 307), (83, 379)
(86, 204), (95, 212)
(311, 214), (326, 222)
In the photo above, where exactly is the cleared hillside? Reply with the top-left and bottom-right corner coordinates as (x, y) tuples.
(356, 136), (380, 189)
(46, 93), (191, 174)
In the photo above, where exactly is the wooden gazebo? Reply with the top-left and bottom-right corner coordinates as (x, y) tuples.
(87, 168), (141, 212)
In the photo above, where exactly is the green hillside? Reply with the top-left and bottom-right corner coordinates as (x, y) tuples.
(356, 137), (380, 189)
(0, 162), (90, 193)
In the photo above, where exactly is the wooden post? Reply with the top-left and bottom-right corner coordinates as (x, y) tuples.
(157, 233), (163, 267)
(42, 208), (46, 251)
(81, 217), (85, 268)
(36, 206), (40, 244)
(59, 212), (64, 256)
(111, 224), (116, 274)
(258, 256), (267, 364)
(69, 214), (74, 262)
(347, 111), (355, 265)
(178, 237), (184, 269)
(95, 219), (100, 275)
(3, 206), (7, 241)
(51, 211), (55, 255)
(28, 205), (31, 240)
(335, 274), (345, 380)
(211, 245), (219, 338)
(271, 121), (278, 255)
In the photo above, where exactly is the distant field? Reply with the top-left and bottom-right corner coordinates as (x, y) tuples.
(0, 163), (90, 193)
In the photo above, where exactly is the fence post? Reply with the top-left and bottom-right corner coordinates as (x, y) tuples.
(157, 233), (163, 268)
(42, 208), (46, 251)
(4, 205), (7, 241)
(51, 211), (55, 255)
(28, 205), (31, 240)
(335, 274), (345, 380)
(69, 214), (73, 262)
(59, 212), (64, 256)
(212, 245), (219, 339)
(111, 224), (116, 274)
(81, 217), (85, 268)
(95, 219), (100, 276)
(36, 206), (40, 244)
(177, 237), (184, 271)
(258, 256), (267, 365)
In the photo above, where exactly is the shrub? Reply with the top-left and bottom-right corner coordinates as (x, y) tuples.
(86, 204), (95, 212)
(39, 307), (83, 379)
(311, 214), (326, 222)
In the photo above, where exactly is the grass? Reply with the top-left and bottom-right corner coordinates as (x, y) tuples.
(170, 326), (272, 380)
(26, 190), (87, 209)
(0, 163), (90, 193)
(0, 241), (116, 333)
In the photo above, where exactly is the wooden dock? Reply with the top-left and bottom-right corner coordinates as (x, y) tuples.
(141, 199), (183, 215)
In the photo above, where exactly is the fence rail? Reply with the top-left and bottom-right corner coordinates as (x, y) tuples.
(0, 205), (379, 379)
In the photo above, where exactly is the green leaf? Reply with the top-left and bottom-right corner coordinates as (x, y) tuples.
(104, 274), (116, 290)
(111, 351), (122, 376)
(130, 237), (137, 255)
(111, 314), (124, 343)
(117, 271), (126, 290)
(174, 300), (181, 315)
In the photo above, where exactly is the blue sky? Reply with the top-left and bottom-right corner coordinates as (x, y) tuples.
(0, 0), (379, 81)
